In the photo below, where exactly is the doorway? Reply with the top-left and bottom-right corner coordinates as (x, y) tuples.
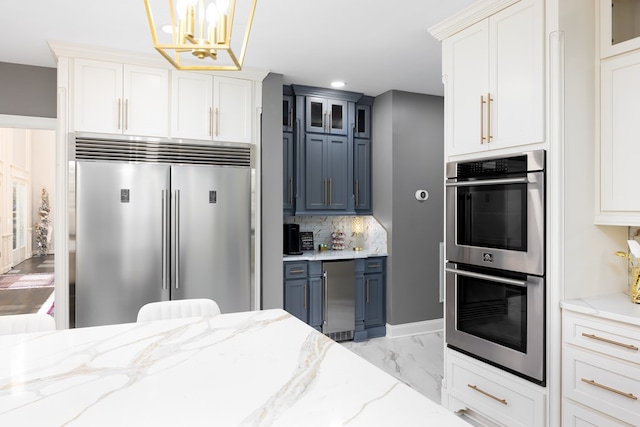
(0, 123), (56, 316)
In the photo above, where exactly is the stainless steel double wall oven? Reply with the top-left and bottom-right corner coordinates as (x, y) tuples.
(445, 150), (546, 384)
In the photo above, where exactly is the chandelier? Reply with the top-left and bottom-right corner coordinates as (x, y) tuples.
(144, 0), (257, 71)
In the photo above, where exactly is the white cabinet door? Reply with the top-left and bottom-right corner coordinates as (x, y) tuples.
(443, 20), (489, 157)
(488, 0), (544, 151)
(123, 65), (169, 137)
(213, 76), (253, 144)
(74, 59), (122, 134)
(442, 0), (544, 157)
(170, 71), (213, 140)
(73, 59), (168, 137)
(599, 50), (640, 219)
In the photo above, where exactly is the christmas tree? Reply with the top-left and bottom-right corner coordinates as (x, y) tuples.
(34, 187), (51, 257)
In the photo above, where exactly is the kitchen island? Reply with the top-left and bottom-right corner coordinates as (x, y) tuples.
(0, 309), (469, 426)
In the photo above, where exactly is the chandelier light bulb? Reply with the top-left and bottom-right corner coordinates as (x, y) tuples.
(206, 3), (220, 25)
(217, 0), (230, 15)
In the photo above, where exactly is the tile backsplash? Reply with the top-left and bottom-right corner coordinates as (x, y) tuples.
(284, 216), (388, 254)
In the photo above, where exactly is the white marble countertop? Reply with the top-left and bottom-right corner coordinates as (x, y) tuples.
(0, 309), (468, 426)
(561, 292), (640, 327)
(283, 250), (387, 262)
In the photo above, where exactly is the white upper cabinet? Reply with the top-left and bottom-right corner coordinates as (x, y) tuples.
(73, 59), (169, 137)
(600, 0), (640, 58)
(442, 0), (544, 157)
(597, 50), (640, 224)
(171, 72), (253, 144)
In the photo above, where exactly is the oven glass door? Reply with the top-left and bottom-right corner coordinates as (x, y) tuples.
(456, 179), (527, 251)
(445, 262), (545, 384)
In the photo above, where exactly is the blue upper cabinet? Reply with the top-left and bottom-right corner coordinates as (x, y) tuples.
(283, 132), (294, 215)
(304, 134), (350, 211)
(283, 94), (294, 133)
(354, 138), (371, 213)
(354, 104), (371, 139)
(305, 97), (349, 135)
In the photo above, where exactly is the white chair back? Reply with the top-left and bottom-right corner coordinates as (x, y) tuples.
(136, 299), (221, 322)
(0, 313), (56, 335)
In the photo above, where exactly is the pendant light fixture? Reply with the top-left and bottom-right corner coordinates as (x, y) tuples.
(144, 0), (257, 71)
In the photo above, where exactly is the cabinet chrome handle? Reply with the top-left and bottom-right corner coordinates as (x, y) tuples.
(303, 282), (307, 309)
(366, 279), (370, 303)
(289, 268), (305, 274)
(329, 112), (332, 131)
(215, 107), (219, 137)
(467, 384), (507, 405)
(445, 177), (529, 188)
(480, 95), (486, 145)
(355, 179), (359, 206)
(117, 98), (122, 130)
(125, 99), (129, 130)
(581, 378), (638, 400)
(581, 333), (639, 350)
(486, 92), (493, 143)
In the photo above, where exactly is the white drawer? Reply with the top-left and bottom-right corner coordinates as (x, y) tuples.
(446, 350), (546, 427)
(562, 398), (633, 427)
(563, 312), (640, 365)
(563, 346), (640, 426)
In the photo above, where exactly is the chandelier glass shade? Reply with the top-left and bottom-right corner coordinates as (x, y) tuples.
(144, 0), (257, 71)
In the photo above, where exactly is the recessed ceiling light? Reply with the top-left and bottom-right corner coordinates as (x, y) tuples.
(331, 81), (346, 88)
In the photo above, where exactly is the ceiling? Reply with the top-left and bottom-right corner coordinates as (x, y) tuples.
(0, 0), (476, 97)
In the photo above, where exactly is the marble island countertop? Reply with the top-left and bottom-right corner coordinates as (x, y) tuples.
(0, 309), (468, 426)
(561, 292), (640, 326)
(284, 249), (388, 262)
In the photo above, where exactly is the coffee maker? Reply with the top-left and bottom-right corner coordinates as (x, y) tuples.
(283, 224), (302, 255)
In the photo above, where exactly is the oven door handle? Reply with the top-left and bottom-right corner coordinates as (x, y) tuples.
(445, 267), (528, 287)
(445, 177), (529, 187)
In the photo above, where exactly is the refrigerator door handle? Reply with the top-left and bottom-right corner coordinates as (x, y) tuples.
(162, 190), (168, 290)
(175, 189), (181, 290)
(322, 271), (328, 326)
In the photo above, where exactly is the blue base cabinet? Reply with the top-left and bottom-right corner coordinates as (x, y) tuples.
(354, 257), (386, 341)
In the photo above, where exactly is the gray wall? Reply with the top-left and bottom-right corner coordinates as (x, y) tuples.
(0, 62), (57, 118)
(373, 91), (444, 325)
(261, 73), (284, 309)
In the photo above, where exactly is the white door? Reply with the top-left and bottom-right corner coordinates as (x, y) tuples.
(443, 20), (489, 157)
(123, 64), (169, 137)
(12, 181), (27, 266)
(73, 59), (123, 134)
(170, 71), (213, 141)
(213, 77), (253, 143)
(489, 0), (544, 150)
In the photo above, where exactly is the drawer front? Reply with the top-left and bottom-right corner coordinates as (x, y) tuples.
(563, 398), (632, 427)
(563, 312), (640, 365)
(284, 262), (307, 279)
(447, 351), (545, 427)
(364, 258), (384, 274)
(563, 346), (640, 426)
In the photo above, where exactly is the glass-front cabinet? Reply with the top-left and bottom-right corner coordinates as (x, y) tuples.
(601, 0), (640, 58)
(283, 94), (294, 133)
(305, 97), (349, 135)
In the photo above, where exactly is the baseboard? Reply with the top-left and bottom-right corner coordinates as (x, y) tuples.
(385, 318), (444, 339)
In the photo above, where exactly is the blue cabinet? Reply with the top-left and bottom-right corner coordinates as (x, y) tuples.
(283, 132), (295, 215)
(283, 94), (294, 133)
(305, 96), (349, 135)
(304, 134), (350, 211)
(355, 104), (371, 139)
(284, 278), (307, 323)
(354, 257), (386, 341)
(283, 261), (323, 331)
(354, 138), (371, 213)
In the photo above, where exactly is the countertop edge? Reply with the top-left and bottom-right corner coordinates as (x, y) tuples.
(283, 251), (388, 262)
(561, 292), (640, 327)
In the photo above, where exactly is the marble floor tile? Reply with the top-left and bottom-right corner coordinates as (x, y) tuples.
(341, 331), (444, 404)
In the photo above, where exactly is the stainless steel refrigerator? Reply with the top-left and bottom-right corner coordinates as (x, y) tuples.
(71, 136), (253, 327)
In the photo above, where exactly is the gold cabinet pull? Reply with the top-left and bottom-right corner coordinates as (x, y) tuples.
(486, 92), (493, 143)
(303, 282), (307, 309)
(323, 178), (327, 205)
(329, 177), (333, 206)
(467, 384), (507, 405)
(289, 269), (305, 274)
(289, 176), (293, 206)
(125, 99), (129, 130)
(480, 95), (486, 144)
(368, 263), (381, 269)
(582, 333), (639, 351)
(288, 108), (293, 129)
(355, 179), (359, 206)
(366, 279), (370, 303)
(214, 107), (219, 137)
(329, 112), (333, 131)
(117, 98), (122, 130)
(209, 107), (213, 136)
(581, 378), (638, 400)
